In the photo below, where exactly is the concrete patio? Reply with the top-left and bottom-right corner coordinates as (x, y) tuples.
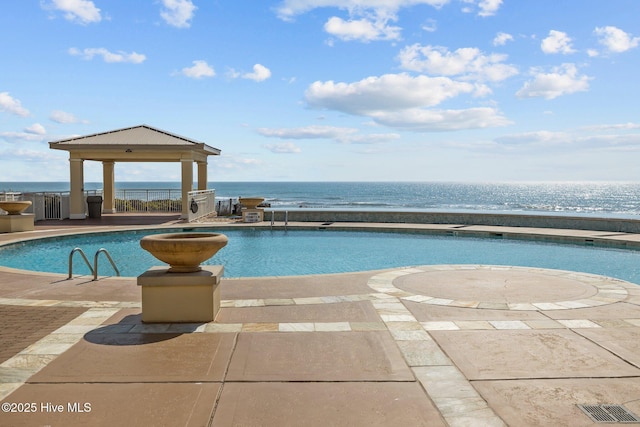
(1, 215), (640, 426)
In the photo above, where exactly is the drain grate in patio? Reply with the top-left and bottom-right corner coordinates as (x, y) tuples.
(577, 404), (640, 423)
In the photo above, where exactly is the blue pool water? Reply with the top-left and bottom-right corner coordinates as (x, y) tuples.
(0, 228), (639, 283)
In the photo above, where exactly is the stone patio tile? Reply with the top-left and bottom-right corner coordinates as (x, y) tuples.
(216, 300), (380, 323)
(404, 301), (545, 321)
(474, 378), (640, 427)
(455, 320), (494, 330)
(212, 382), (446, 427)
(430, 329), (640, 380)
(28, 333), (236, 383)
(489, 320), (530, 330)
(314, 321), (351, 332)
(594, 319), (636, 328)
(279, 322), (314, 332)
(241, 322), (279, 332)
(397, 341), (451, 367)
(385, 321), (422, 330)
(220, 271), (374, 300)
(557, 319), (600, 329)
(413, 366), (477, 399)
(349, 321), (387, 331)
(390, 329), (431, 341)
(226, 331), (414, 382)
(421, 321), (460, 330)
(575, 327), (640, 368)
(524, 319), (565, 329)
(543, 302), (640, 320)
(0, 383), (219, 427)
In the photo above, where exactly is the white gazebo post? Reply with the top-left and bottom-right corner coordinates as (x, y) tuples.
(69, 158), (85, 219)
(181, 159), (194, 219)
(102, 160), (116, 213)
(197, 160), (207, 191)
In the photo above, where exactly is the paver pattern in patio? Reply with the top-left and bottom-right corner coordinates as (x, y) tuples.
(1, 216), (640, 426)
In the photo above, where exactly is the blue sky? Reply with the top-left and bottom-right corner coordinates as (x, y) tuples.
(1, 0), (639, 182)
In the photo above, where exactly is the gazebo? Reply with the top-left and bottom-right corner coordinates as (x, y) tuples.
(49, 125), (221, 219)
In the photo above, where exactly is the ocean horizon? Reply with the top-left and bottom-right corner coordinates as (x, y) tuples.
(2, 181), (640, 218)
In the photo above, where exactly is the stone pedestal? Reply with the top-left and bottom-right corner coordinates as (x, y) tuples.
(242, 208), (264, 223)
(137, 265), (224, 323)
(0, 214), (35, 233)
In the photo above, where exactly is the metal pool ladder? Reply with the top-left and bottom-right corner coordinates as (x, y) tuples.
(68, 247), (121, 281)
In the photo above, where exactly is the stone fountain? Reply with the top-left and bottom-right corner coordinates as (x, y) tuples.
(138, 232), (228, 323)
(239, 196), (265, 223)
(0, 200), (34, 233)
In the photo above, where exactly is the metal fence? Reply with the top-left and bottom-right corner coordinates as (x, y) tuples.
(114, 189), (182, 213)
(215, 197), (240, 216)
(2, 192), (71, 220)
(3, 189), (235, 220)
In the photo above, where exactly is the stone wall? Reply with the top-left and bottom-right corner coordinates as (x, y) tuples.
(267, 210), (640, 233)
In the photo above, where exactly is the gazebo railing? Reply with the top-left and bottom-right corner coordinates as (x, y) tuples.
(187, 189), (216, 222)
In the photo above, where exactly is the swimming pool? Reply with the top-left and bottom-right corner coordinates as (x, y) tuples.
(1, 227), (640, 283)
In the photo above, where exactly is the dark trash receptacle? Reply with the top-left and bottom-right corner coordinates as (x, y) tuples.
(87, 196), (103, 218)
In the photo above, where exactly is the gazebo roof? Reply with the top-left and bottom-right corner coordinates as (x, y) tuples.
(49, 124), (221, 161)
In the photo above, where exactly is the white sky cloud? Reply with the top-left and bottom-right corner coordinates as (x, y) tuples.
(370, 107), (510, 131)
(493, 129), (640, 151)
(277, 0), (449, 43)
(0, 132), (48, 143)
(422, 18), (437, 32)
(275, 0), (450, 21)
(477, 0), (503, 17)
(337, 133), (401, 144)
(304, 73), (511, 131)
(242, 64), (272, 82)
(324, 16), (401, 42)
(493, 32), (513, 46)
(595, 26), (640, 53)
(24, 123), (46, 135)
(179, 60), (215, 79)
(49, 110), (85, 124)
(68, 47), (146, 63)
(0, 92), (30, 117)
(160, 0), (197, 28)
(541, 30), (576, 54)
(516, 63), (591, 100)
(581, 122), (640, 131)
(494, 130), (570, 146)
(461, 0), (502, 17)
(398, 44), (518, 82)
(263, 142), (302, 153)
(258, 125), (400, 144)
(305, 73), (475, 114)
(258, 125), (358, 139)
(43, 0), (102, 25)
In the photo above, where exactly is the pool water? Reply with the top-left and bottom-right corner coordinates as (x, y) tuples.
(1, 228), (640, 283)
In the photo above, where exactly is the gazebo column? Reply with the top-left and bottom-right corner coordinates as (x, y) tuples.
(102, 161), (116, 214)
(197, 161), (207, 190)
(69, 158), (86, 219)
(181, 159), (193, 219)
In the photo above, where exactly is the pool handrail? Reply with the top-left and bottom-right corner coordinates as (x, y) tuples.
(68, 247), (94, 279)
(93, 248), (121, 281)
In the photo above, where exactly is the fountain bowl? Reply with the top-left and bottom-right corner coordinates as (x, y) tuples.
(140, 232), (228, 273)
(0, 201), (32, 215)
(239, 197), (265, 209)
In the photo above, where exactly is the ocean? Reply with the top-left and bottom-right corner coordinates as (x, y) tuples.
(1, 181), (640, 218)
